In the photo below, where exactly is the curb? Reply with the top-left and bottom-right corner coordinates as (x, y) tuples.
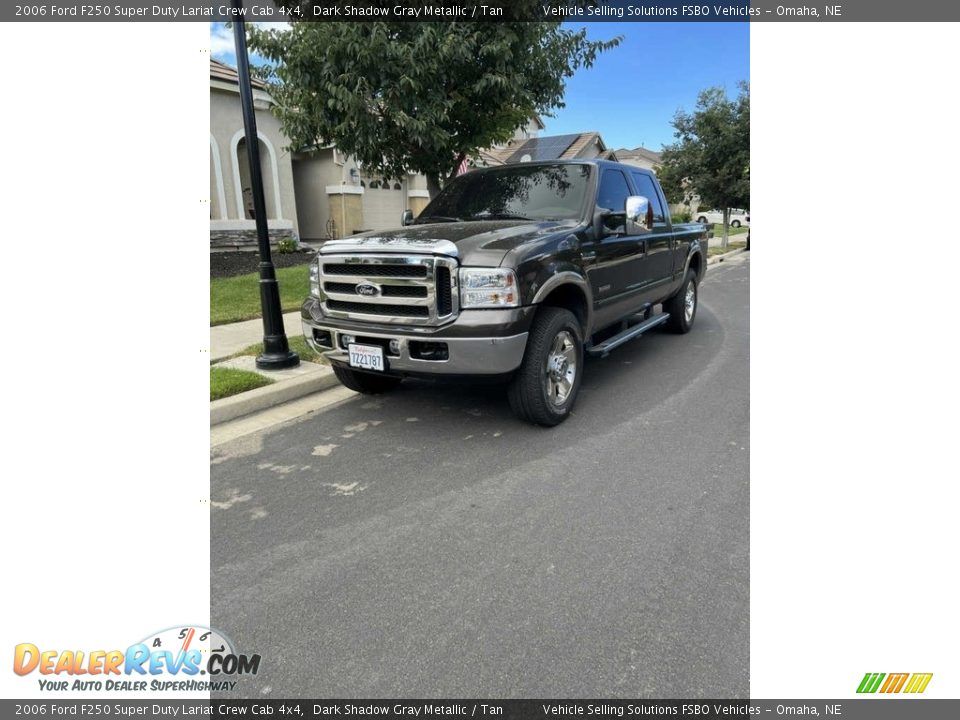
(210, 366), (340, 426)
(707, 247), (748, 266)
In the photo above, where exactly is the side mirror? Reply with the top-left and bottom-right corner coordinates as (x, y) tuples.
(401, 209), (414, 227)
(625, 196), (653, 234)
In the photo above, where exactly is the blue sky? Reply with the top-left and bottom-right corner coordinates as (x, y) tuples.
(210, 22), (749, 152)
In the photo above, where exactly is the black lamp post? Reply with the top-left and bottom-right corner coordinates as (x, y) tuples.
(232, 4), (299, 370)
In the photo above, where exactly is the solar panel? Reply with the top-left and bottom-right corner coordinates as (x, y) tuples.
(506, 133), (582, 163)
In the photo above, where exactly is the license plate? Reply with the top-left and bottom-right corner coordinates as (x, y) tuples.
(348, 343), (384, 372)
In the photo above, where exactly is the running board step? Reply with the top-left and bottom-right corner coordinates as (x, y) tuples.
(586, 313), (670, 358)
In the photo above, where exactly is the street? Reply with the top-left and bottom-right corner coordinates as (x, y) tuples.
(211, 253), (750, 698)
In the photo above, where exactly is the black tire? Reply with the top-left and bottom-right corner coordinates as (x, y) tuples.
(697, 216), (708, 224)
(731, 219), (741, 228)
(332, 364), (401, 394)
(507, 307), (584, 427)
(663, 270), (699, 334)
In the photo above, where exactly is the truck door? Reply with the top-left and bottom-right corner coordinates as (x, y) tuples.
(630, 171), (675, 289)
(588, 168), (648, 328)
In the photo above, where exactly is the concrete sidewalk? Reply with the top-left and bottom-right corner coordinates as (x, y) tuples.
(209, 310), (339, 426)
(210, 310), (303, 363)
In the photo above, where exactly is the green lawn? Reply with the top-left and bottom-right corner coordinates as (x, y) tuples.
(710, 225), (749, 238)
(708, 241), (747, 257)
(234, 334), (327, 364)
(210, 263), (311, 326)
(210, 367), (274, 402)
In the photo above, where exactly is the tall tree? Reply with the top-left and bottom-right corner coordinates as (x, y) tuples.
(248, 20), (619, 197)
(658, 83), (750, 249)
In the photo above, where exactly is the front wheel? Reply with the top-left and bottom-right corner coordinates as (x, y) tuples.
(731, 219), (741, 228)
(508, 307), (584, 426)
(332, 364), (401, 394)
(663, 270), (698, 334)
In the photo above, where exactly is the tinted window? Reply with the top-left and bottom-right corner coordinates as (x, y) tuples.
(417, 164), (591, 223)
(597, 169), (631, 212)
(631, 172), (666, 223)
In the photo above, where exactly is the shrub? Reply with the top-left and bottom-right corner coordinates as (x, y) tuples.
(671, 211), (692, 224)
(276, 238), (298, 254)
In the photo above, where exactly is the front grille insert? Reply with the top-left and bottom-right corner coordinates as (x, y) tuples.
(324, 282), (427, 299)
(323, 263), (427, 278)
(327, 300), (430, 317)
(318, 254), (458, 326)
(436, 267), (453, 316)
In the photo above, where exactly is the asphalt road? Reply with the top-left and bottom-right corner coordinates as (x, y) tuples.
(211, 253), (750, 698)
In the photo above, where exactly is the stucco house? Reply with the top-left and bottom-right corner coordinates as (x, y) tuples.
(478, 130), (613, 167)
(210, 59), (619, 247)
(209, 59), (298, 247)
(613, 146), (663, 171)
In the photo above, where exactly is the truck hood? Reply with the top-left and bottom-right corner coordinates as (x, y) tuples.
(318, 219), (580, 267)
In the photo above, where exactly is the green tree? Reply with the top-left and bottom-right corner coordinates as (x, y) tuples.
(658, 83), (750, 249)
(248, 19), (619, 197)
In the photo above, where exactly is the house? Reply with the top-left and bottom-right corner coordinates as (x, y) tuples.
(478, 130), (613, 167)
(211, 59), (449, 245)
(613, 146), (663, 171)
(210, 59), (614, 246)
(209, 59), (298, 247)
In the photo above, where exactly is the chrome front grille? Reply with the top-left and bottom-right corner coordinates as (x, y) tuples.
(318, 254), (459, 326)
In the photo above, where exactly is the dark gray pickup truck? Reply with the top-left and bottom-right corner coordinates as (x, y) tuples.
(302, 159), (707, 426)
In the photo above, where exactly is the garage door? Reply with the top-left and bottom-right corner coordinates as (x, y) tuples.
(361, 177), (406, 232)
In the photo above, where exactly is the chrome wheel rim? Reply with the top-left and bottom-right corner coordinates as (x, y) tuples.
(545, 330), (577, 406)
(684, 282), (696, 323)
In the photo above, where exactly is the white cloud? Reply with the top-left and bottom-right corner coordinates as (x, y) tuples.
(209, 21), (289, 62)
(209, 22), (235, 59)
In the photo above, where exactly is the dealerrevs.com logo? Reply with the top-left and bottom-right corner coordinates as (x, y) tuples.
(13, 625), (260, 692)
(857, 672), (933, 694)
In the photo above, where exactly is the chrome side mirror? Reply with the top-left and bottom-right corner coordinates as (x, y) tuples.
(625, 196), (652, 234)
(401, 209), (414, 227)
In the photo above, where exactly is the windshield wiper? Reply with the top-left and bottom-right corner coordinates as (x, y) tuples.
(416, 215), (461, 224)
(466, 213), (533, 221)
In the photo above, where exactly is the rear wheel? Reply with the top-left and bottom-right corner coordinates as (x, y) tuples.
(332, 364), (401, 394)
(697, 216), (708, 224)
(663, 270), (698, 334)
(731, 219), (741, 228)
(508, 307), (583, 426)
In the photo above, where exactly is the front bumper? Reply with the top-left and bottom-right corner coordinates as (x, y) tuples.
(301, 297), (534, 376)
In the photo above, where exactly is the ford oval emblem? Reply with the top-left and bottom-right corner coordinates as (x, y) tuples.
(355, 283), (380, 297)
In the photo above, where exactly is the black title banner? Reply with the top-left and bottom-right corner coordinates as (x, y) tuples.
(3, 700), (960, 719)
(6, 0), (960, 23)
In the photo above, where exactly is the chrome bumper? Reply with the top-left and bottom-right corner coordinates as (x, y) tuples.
(302, 320), (528, 375)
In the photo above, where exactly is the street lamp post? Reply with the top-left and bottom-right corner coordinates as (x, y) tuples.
(232, 5), (299, 370)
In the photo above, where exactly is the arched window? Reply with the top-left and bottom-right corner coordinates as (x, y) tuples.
(230, 130), (282, 220)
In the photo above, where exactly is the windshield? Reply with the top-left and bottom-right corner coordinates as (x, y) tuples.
(416, 164), (591, 224)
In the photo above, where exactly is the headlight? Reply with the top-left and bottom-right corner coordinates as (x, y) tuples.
(459, 268), (519, 308)
(309, 258), (321, 298)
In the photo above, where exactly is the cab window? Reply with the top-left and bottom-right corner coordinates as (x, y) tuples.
(597, 169), (631, 213)
(630, 172), (666, 223)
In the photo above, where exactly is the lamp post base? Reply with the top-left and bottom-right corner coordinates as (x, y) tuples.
(255, 334), (300, 370)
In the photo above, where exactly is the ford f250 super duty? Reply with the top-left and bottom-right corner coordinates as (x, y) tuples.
(302, 160), (707, 426)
